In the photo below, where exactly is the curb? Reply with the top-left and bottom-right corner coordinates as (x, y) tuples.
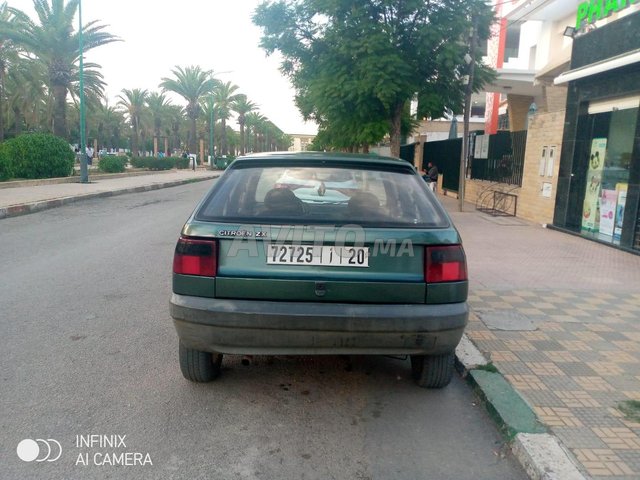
(0, 175), (219, 220)
(455, 334), (587, 480)
(0, 169), (176, 189)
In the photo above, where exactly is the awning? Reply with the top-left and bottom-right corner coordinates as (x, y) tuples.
(588, 95), (640, 115)
(554, 48), (640, 85)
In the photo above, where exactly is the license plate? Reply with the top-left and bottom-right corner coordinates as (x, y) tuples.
(267, 245), (369, 267)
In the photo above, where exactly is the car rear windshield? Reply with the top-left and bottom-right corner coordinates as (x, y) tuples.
(196, 164), (448, 228)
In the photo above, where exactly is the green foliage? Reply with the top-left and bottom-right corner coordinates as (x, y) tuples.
(160, 65), (218, 154)
(129, 156), (146, 168)
(618, 400), (640, 423)
(148, 158), (175, 170)
(2, 0), (120, 137)
(0, 144), (12, 180)
(475, 363), (499, 373)
(129, 156), (179, 170)
(98, 156), (127, 173)
(254, 0), (495, 153)
(174, 157), (190, 169)
(1, 133), (74, 179)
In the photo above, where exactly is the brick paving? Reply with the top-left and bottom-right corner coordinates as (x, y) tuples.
(440, 194), (640, 479)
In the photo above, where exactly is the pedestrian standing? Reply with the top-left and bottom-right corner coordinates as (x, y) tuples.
(86, 145), (94, 166)
(427, 162), (439, 193)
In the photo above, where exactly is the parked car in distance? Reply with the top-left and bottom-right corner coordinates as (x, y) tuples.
(170, 152), (468, 388)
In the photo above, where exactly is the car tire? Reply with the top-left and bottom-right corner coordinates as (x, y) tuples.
(410, 352), (455, 388)
(179, 342), (223, 382)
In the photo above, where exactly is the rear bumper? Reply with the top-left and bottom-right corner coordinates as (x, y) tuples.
(170, 294), (468, 355)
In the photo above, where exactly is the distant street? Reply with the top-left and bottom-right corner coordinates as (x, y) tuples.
(0, 181), (526, 480)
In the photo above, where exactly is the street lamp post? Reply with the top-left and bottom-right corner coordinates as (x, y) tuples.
(78, 0), (88, 183)
(209, 96), (214, 169)
(458, 13), (478, 212)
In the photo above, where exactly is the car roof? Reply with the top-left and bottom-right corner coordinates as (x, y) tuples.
(232, 151), (414, 169)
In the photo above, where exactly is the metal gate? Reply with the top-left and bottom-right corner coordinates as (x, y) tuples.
(470, 130), (527, 186)
(423, 138), (462, 192)
(399, 143), (416, 164)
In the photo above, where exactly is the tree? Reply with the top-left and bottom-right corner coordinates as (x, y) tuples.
(166, 104), (185, 153)
(254, 0), (494, 157)
(160, 65), (218, 155)
(212, 81), (240, 156)
(92, 100), (124, 150)
(117, 88), (148, 156)
(2, 0), (119, 139)
(146, 91), (172, 143)
(199, 96), (222, 157)
(233, 94), (256, 155)
(247, 112), (274, 152)
(245, 111), (266, 153)
(0, 1), (24, 140)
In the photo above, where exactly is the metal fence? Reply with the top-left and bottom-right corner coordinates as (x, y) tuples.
(470, 130), (527, 186)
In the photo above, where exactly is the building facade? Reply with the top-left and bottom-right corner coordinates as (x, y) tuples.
(287, 134), (316, 152)
(553, 9), (640, 252)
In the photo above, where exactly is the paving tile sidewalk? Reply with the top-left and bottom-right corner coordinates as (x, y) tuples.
(0, 169), (220, 219)
(440, 194), (640, 479)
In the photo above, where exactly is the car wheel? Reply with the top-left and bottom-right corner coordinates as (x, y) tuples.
(410, 352), (455, 388)
(179, 342), (223, 382)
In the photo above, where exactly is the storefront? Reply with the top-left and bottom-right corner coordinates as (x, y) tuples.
(553, 10), (640, 253)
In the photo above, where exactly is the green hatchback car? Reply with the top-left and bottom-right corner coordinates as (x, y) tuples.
(171, 152), (468, 388)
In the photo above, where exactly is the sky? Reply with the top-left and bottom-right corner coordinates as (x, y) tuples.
(9, 0), (318, 135)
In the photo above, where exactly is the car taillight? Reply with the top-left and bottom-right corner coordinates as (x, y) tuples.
(173, 237), (217, 277)
(425, 245), (467, 283)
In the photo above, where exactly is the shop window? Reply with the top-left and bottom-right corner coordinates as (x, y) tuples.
(580, 98), (638, 245)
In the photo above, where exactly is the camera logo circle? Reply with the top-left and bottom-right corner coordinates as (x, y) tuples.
(17, 438), (62, 462)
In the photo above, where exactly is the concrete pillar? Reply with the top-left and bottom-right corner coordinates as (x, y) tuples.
(507, 94), (534, 131)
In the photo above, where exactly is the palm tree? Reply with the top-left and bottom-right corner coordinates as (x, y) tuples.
(5, 56), (46, 135)
(233, 94), (256, 155)
(146, 91), (172, 153)
(199, 96), (221, 158)
(117, 88), (148, 156)
(245, 112), (266, 153)
(0, 1), (24, 140)
(213, 81), (241, 156)
(93, 101), (123, 150)
(166, 105), (185, 154)
(160, 65), (217, 155)
(2, 0), (119, 138)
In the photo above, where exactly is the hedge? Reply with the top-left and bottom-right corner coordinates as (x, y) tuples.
(130, 156), (186, 170)
(0, 133), (74, 180)
(174, 157), (190, 169)
(0, 146), (11, 181)
(98, 156), (127, 173)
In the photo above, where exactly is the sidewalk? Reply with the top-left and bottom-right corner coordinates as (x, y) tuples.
(440, 194), (640, 479)
(0, 169), (220, 219)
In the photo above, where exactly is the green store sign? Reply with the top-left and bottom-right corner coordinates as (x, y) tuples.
(576, 0), (639, 29)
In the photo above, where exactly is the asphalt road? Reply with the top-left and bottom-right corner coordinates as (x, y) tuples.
(0, 181), (527, 480)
